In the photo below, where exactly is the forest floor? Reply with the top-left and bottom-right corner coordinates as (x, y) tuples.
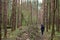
(2, 26), (60, 40)
(16, 30), (51, 40)
(16, 26), (51, 40)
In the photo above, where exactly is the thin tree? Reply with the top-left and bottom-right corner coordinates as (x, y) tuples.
(56, 0), (60, 32)
(58, 0), (60, 32)
(37, 0), (38, 26)
(55, 0), (58, 32)
(43, 0), (46, 27)
(48, 0), (51, 29)
(17, 0), (21, 28)
(45, 0), (49, 32)
(3, 0), (8, 38)
(30, 0), (32, 25)
(51, 0), (55, 40)
(20, 0), (22, 26)
(46, 0), (49, 32)
(11, 0), (17, 31)
(0, 0), (2, 40)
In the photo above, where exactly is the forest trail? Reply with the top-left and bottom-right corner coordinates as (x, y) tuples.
(40, 32), (51, 40)
(16, 28), (51, 40)
(2, 26), (51, 40)
(16, 32), (50, 40)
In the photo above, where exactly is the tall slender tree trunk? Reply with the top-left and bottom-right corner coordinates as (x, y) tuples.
(30, 0), (32, 25)
(56, 0), (60, 32)
(37, 0), (38, 25)
(21, 0), (22, 26)
(11, 0), (17, 31)
(45, 0), (49, 32)
(49, 0), (51, 29)
(58, 0), (60, 32)
(17, 0), (21, 28)
(43, 0), (45, 27)
(51, 0), (55, 40)
(0, 0), (2, 40)
(3, 0), (8, 38)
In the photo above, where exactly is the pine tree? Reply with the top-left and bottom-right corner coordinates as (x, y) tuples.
(51, 0), (55, 40)
(3, 0), (8, 38)
(43, 0), (46, 26)
(58, 0), (60, 32)
(11, 0), (17, 31)
(17, 0), (21, 28)
(45, 0), (49, 32)
(55, 0), (60, 32)
(48, 0), (51, 29)
(0, 0), (2, 39)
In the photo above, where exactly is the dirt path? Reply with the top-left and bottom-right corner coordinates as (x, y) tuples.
(16, 31), (51, 40)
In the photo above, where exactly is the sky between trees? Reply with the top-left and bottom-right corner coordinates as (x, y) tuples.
(20, 0), (42, 4)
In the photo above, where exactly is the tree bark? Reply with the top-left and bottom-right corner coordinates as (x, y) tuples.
(0, 0), (2, 40)
(43, 0), (46, 27)
(48, 0), (51, 29)
(45, 0), (49, 32)
(51, 0), (55, 40)
(17, 0), (21, 28)
(57, 0), (60, 32)
(55, 0), (60, 32)
(11, 0), (17, 31)
(3, 0), (8, 38)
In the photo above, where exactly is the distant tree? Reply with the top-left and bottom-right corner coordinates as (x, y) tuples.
(0, 0), (2, 40)
(36, 0), (38, 25)
(3, 0), (8, 38)
(48, 0), (51, 29)
(30, 0), (32, 25)
(45, 0), (49, 32)
(58, 0), (60, 32)
(55, 0), (60, 32)
(17, 0), (21, 28)
(51, 0), (55, 40)
(11, 0), (17, 31)
(43, 0), (46, 27)
(20, 0), (22, 26)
